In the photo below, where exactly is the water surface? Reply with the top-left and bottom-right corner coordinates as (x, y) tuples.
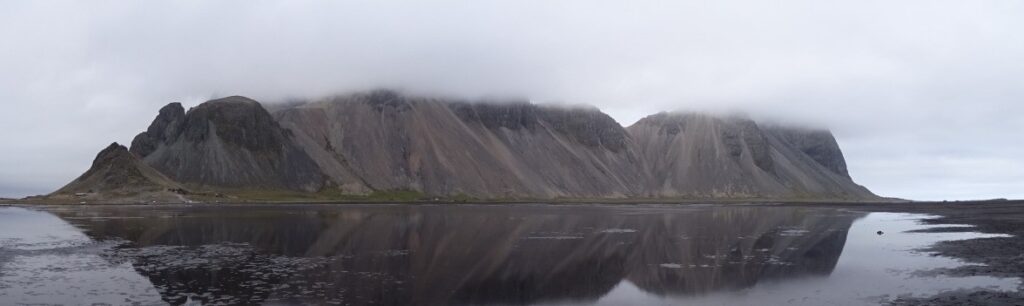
(0, 204), (1017, 305)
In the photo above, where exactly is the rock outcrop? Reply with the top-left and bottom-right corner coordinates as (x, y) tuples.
(766, 126), (851, 178)
(130, 102), (186, 158)
(50, 143), (184, 202)
(130, 96), (325, 192)
(58, 90), (878, 201)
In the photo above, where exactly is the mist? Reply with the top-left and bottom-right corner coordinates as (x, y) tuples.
(1, 0), (1022, 200)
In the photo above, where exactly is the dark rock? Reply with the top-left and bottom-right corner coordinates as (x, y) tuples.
(541, 106), (628, 152)
(130, 102), (185, 157)
(135, 96), (326, 192)
(739, 121), (774, 172)
(179, 97), (285, 151)
(364, 89), (412, 113)
(768, 127), (850, 178)
(450, 101), (542, 131)
(450, 102), (628, 152)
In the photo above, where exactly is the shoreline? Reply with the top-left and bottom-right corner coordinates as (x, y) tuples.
(7, 199), (1024, 305)
(6, 196), (920, 206)
(5, 196), (1019, 209)
(823, 200), (1024, 305)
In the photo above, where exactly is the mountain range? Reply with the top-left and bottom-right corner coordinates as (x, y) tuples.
(48, 90), (877, 203)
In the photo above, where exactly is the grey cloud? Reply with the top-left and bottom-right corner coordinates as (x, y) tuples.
(1, 0), (1022, 200)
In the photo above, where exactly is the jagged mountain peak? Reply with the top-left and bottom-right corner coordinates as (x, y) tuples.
(130, 102), (185, 157)
(128, 97), (326, 192)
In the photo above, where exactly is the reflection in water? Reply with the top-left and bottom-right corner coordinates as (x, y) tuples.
(1, 205), (1016, 305)
(43, 205), (859, 305)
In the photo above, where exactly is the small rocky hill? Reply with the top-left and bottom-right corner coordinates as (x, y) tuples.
(49, 143), (186, 203)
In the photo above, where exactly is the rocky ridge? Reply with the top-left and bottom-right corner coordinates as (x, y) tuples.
(272, 91), (648, 198)
(129, 96), (325, 192)
(54, 90), (879, 201)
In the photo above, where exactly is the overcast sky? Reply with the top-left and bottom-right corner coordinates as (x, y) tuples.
(1, 0), (1022, 200)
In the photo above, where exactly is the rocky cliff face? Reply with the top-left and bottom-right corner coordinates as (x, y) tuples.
(766, 126), (850, 178)
(273, 90), (647, 198)
(627, 112), (874, 199)
(129, 96), (325, 192)
(63, 90), (876, 200)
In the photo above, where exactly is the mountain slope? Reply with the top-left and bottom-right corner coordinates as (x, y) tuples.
(273, 90), (647, 198)
(129, 96), (326, 192)
(50, 143), (185, 202)
(627, 112), (875, 199)
(58, 91), (878, 201)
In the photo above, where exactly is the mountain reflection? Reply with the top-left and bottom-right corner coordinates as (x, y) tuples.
(51, 205), (862, 305)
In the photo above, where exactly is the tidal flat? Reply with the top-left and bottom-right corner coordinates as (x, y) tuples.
(1, 202), (1023, 305)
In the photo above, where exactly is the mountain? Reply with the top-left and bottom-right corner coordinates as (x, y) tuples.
(129, 96), (325, 192)
(627, 113), (875, 199)
(49, 143), (185, 202)
(272, 90), (647, 198)
(54, 90), (878, 201)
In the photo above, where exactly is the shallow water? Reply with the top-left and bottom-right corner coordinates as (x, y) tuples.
(0, 204), (1017, 305)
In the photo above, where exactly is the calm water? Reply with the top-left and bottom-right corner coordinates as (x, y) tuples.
(0, 204), (1018, 305)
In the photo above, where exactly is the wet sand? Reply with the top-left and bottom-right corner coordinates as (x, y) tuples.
(792, 200), (1024, 305)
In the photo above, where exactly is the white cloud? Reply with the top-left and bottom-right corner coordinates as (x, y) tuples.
(1, 0), (1022, 199)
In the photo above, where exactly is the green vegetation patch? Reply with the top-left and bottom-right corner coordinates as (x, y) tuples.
(365, 190), (427, 201)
